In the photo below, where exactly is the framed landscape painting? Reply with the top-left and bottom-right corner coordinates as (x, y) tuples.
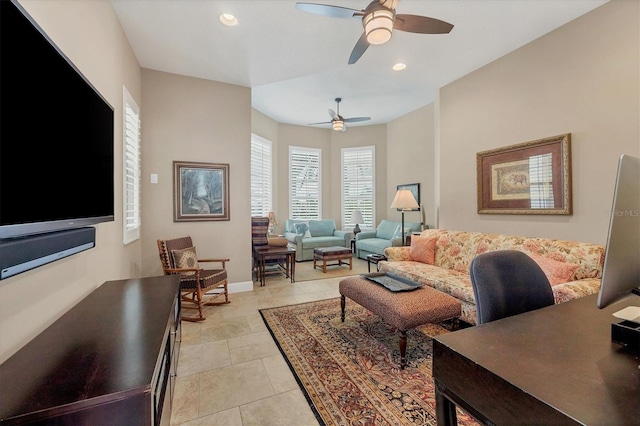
(173, 161), (230, 221)
(476, 134), (572, 215)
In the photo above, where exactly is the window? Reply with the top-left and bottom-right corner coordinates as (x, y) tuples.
(289, 146), (321, 219)
(251, 134), (273, 217)
(123, 86), (140, 244)
(342, 146), (375, 230)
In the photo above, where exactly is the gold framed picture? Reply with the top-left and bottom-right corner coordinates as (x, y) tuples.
(477, 134), (572, 215)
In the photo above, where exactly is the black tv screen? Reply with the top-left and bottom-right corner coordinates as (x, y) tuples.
(0, 0), (114, 239)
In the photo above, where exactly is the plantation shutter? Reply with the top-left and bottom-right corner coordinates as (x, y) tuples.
(251, 134), (273, 217)
(123, 86), (140, 244)
(342, 146), (375, 229)
(289, 147), (321, 220)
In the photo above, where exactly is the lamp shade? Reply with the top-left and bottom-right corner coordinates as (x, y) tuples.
(332, 119), (344, 131)
(351, 209), (364, 225)
(390, 189), (419, 210)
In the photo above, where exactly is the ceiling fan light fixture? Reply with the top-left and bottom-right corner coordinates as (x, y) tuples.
(332, 119), (345, 131)
(364, 9), (394, 45)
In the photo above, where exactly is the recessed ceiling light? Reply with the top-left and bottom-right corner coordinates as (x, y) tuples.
(393, 63), (406, 71)
(219, 13), (238, 26)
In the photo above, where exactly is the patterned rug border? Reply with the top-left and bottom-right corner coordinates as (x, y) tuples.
(260, 299), (332, 426)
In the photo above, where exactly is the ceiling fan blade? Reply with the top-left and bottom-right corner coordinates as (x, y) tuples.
(394, 14), (454, 34)
(344, 116), (371, 123)
(307, 121), (332, 125)
(348, 32), (370, 65)
(295, 2), (362, 19)
(328, 109), (337, 119)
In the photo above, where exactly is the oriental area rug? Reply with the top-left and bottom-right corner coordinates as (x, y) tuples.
(260, 298), (478, 426)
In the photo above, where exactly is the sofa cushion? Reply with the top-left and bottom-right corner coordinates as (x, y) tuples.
(409, 236), (437, 264)
(392, 225), (412, 239)
(309, 219), (335, 237)
(376, 220), (399, 240)
(529, 254), (579, 285)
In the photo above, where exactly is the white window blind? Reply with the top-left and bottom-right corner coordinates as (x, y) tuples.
(123, 86), (140, 244)
(342, 146), (375, 229)
(289, 146), (321, 219)
(529, 153), (554, 209)
(251, 134), (273, 217)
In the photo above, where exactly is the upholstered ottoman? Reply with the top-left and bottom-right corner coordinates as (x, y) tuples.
(313, 246), (352, 273)
(339, 276), (461, 368)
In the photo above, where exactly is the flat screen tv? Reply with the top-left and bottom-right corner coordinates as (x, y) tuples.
(0, 0), (114, 240)
(596, 154), (640, 309)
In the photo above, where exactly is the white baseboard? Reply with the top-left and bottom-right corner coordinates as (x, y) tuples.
(229, 280), (253, 293)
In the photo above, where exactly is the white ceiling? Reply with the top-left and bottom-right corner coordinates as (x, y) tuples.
(111, 0), (608, 129)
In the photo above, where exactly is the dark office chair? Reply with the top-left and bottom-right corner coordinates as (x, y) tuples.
(469, 250), (555, 325)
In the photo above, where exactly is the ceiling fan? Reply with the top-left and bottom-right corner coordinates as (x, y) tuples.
(296, 0), (454, 64)
(307, 98), (371, 132)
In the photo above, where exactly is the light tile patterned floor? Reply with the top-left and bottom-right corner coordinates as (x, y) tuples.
(170, 270), (347, 425)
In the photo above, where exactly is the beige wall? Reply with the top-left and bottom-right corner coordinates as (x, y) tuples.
(0, 0), (142, 363)
(140, 70), (253, 290)
(387, 104), (436, 229)
(438, 0), (639, 244)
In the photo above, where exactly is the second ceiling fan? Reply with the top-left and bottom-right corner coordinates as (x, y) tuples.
(296, 0), (454, 64)
(308, 98), (370, 132)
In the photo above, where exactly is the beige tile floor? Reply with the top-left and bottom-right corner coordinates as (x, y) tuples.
(170, 270), (347, 426)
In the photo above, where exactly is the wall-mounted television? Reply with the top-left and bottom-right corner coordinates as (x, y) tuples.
(0, 0), (114, 241)
(596, 154), (640, 309)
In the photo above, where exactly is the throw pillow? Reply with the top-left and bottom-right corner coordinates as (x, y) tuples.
(293, 222), (311, 238)
(171, 246), (200, 276)
(409, 236), (437, 264)
(392, 225), (412, 240)
(267, 237), (288, 246)
(529, 254), (579, 285)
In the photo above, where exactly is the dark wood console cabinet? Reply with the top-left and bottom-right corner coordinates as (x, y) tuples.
(0, 275), (181, 425)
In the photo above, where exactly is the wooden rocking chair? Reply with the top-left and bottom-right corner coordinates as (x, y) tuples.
(157, 236), (230, 322)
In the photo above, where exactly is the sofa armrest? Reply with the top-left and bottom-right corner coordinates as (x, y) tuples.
(284, 232), (301, 245)
(334, 230), (352, 244)
(551, 278), (601, 304)
(384, 247), (411, 261)
(356, 231), (376, 241)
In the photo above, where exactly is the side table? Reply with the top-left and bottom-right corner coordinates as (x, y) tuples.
(366, 254), (387, 272)
(350, 238), (356, 253)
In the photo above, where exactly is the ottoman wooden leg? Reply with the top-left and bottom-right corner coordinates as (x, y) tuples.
(341, 295), (346, 322)
(399, 330), (407, 369)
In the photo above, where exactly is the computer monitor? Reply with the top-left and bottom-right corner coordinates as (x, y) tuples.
(596, 154), (640, 309)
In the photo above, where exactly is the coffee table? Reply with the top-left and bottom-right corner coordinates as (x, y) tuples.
(339, 275), (461, 368)
(254, 246), (296, 287)
(313, 246), (352, 273)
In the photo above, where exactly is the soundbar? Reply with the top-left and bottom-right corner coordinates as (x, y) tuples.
(0, 227), (96, 280)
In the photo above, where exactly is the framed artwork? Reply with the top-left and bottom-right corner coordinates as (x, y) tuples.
(173, 161), (230, 221)
(396, 183), (420, 211)
(476, 133), (572, 215)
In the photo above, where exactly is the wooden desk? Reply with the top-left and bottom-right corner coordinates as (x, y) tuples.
(433, 294), (640, 425)
(254, 246), (295, 286)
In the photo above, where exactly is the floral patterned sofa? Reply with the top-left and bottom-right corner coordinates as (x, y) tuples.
(380, 229), (605, 325)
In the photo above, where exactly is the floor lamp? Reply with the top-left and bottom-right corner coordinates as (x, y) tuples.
(390, 189), (419, 246)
